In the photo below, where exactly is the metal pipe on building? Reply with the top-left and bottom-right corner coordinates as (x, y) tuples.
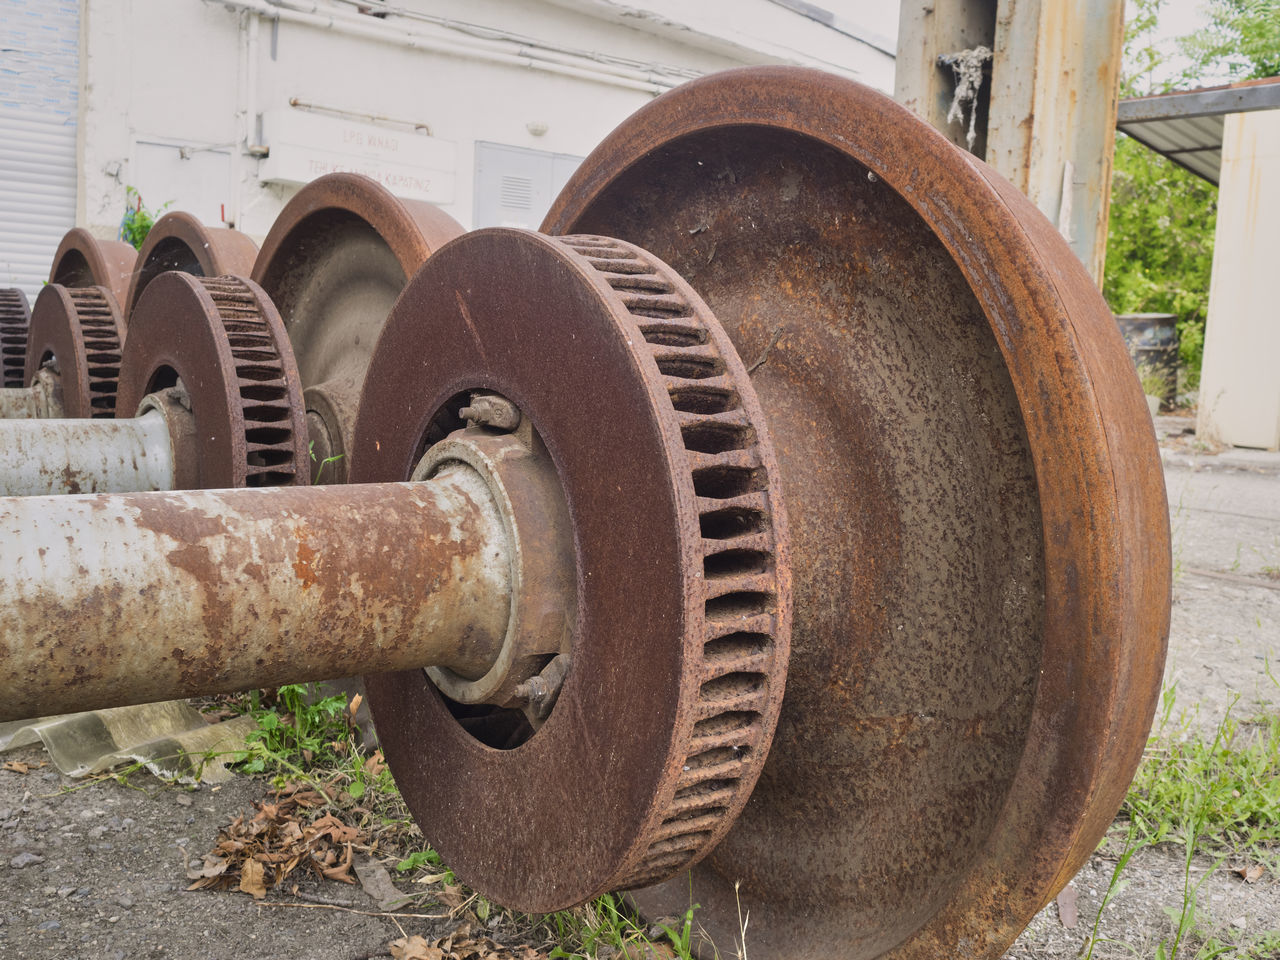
(323, 0), (702, 84)
(0, 409), (174, 496)
(0, 466), (512, 722)
(214, 0), (677, 95)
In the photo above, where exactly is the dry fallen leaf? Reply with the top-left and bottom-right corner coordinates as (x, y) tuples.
(389, 935), (443, 960)
(388, 924), (545, 960)
(321, 842), (356, 883)
(364, 749), (387, 777)
(185, 855), (230, 882)
(239, 858), (267, 900)
(354, 857), (413, 911)
(1237, 864), (1265, 884)
(1056, 883), (1079, 928)
(2, 760), (31, 774)
(437, 883), (467, 909)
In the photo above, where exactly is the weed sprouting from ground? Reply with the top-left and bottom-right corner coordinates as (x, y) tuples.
(1083, 685), (1280, 959)
(539, 895), (698, 959)
(1124, 699), (1280, 870)
(230, 684), (398, 815)
(1082, 821), (1144, 960)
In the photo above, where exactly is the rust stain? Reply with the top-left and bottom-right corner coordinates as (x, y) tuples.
(293, 538), (319, 589)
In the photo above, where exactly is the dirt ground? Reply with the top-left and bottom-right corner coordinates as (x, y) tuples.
(0, 419), (1276, 960)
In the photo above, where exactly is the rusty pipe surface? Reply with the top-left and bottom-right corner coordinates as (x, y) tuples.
(0, 465), (511, 722)
(0, 409), (173, 495)
(0, 370), (63, 419)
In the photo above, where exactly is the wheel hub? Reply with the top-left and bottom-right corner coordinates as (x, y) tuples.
(413, 406), (575, 712)
(351, 228), (791, 912)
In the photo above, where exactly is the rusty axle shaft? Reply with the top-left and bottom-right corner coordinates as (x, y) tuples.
(0, 369), (63, 419)
(0, 409), (173, 495)
(0, 467), (511, 722)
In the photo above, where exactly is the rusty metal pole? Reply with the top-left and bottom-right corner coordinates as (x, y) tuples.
(0, 410), (173, 495)
(0, 369), (63, 419)
(0, 465), (511, 722)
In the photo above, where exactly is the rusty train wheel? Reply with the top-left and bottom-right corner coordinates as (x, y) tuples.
(350, 228), (791, 912)
(0, 288), (30, 388)
(251, 173), (465, 483)
(123, 212), (259, 321)
(48, 227), (138, 311)
(24, 285), (125, 418)
(542, 66), (1171, 959)
(115, 273), (308, 489)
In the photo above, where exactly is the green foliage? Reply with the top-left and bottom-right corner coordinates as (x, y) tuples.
(234, 683), (399, 805)
(1137, 362), (1174, 399)
(1104, 136), (1217, 388)
(1084, 686), (1280, 959)
(1178, 0), (1280, 84)
(308, 439), (344, 484)
(542, 895), (697, 960)
(1082, 821), (1143, 960)
(396, 849), (441, 872)
(657, 905), (698, 958)
(1105, 1), (1208, 392)
(242, 683), (348, 771)
(119, 186), (168, 251)
(394, 847), (455, 885)
(1123, 703), (1280, 867)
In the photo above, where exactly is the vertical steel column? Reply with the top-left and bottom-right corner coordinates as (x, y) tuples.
(895, 0), (1125, 282)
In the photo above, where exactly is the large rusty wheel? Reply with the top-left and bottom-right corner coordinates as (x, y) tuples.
(542, 67), (1171, 959)
(251, 173), (465, 482)
(123, 212), (259, 320)
(48, 227), (138, 311)
(351, 228), (791, 912)
(0, 288), (30, 388)
(24, 284), (125, 418)
(115, 273), (308, 489)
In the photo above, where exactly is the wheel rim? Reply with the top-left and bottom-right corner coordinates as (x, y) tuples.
(543, 65), (1170, 959)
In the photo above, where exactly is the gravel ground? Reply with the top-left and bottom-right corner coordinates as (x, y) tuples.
(0, 422), (1276, 960)
(0, 758), (451, 959)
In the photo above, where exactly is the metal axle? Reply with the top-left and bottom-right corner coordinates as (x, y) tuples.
(0, 465), (512, 722)
(0, 369), (63, 419)
(0, 409), (173, 495)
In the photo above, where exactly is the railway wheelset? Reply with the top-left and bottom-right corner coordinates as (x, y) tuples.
(0, 68), (1169, 960)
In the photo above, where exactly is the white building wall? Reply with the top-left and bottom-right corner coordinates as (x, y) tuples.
(1197, 109), (1280, 451)
(77, 0), (896, 243)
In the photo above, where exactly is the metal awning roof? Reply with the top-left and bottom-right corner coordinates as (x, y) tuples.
(1116, 76), (1280, 185)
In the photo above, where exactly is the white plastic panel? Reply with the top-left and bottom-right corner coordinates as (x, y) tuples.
(474, 141), (582, 230)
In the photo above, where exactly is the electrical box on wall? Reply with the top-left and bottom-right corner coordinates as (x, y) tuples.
(474, 142), (582, 230)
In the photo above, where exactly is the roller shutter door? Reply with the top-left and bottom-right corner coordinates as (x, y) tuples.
(0, 0), (79, 302)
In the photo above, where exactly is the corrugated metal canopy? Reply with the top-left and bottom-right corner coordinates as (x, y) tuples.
(1117, 76), (1280, 186)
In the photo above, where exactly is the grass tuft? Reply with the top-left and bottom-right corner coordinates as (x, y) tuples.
(1124, 697), (1280, 871)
